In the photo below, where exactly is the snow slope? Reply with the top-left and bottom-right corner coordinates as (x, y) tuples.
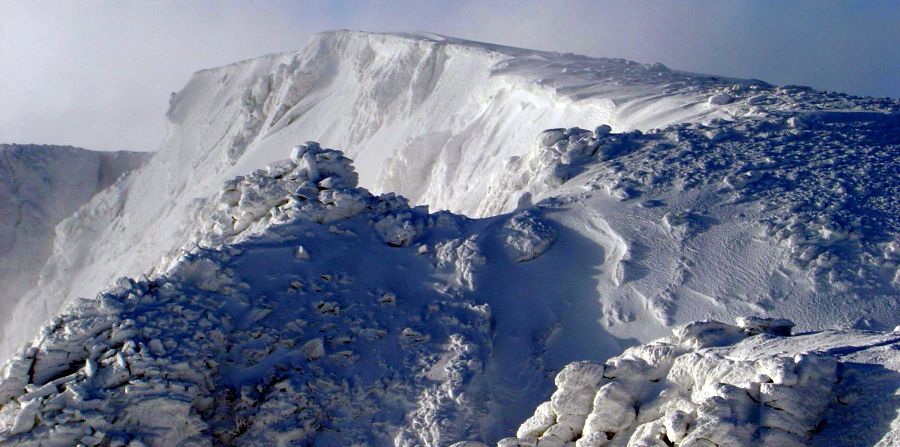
(4, 30), (897, 364)
(1, 30), (899, 445)
(485, 112), (900, 340)
(0, 145), (148, 350)
(1, 144), (897, 445)
(0, 30), (731, 362)
(0, 144), (580, 445)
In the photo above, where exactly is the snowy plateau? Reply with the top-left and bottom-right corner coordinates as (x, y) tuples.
(0, 30), (899, 446)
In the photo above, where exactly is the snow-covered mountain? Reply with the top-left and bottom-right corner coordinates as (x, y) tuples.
(4, 30), (897, 364)
(0, 31), (898, 445)
(1, 143), (897, 446)
(0, 145), (149, 351)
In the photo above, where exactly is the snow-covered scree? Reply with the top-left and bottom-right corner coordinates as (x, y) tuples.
(4, 30), (898, 364)
(0, 145), (149, 348)
(499, 318), (900, 447)
(0, 143), (567, 446)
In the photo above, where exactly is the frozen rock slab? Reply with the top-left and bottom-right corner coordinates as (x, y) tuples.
(708, 92), (733, 106)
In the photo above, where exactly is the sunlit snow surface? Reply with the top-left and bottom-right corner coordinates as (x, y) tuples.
(1, 31), (899, 445)
(503, 319), (900, 447)
(4, 30), (897, 363)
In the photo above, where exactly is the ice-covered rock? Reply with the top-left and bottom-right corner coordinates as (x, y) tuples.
(736, 315), (794, 336)
(3, 31), (757, 350)
(2, 30), (900, 447)
(0, 144), (502, 446)
(501, 209), (557, 263)
(708, 92), (733, 106)
(194, 143), (371, 247)
(434, 235), (485, 290)
(5, 30), (898, 370)
(507, 317), (897, 447)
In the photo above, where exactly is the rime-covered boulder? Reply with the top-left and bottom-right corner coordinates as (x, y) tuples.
(502, 318), (900, 447)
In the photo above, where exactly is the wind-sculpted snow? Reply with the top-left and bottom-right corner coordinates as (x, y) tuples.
(2, 139), (899, 445)
(484, 111), (900, 333)
(499, 318), (900, 447)
(171, 31), (898, 218)
(499, 209), (557, 263)
(496, 112), (900, 282)
(2, 31), (900, 445)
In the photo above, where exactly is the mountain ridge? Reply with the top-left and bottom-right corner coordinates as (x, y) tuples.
(3, 28), (897, 366)
(0, 30), (898, 445)
(1, 140), (897, 445)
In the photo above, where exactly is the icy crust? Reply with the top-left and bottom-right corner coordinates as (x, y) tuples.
(194, 141), (364, 245)
(486, 112), (900, 296)
(501, 318), (899, 447)
(481, 125), (626, 215)
(0, 253), (487, 446)
(189, 141), (473, 256)
(0, 143), (563, 446)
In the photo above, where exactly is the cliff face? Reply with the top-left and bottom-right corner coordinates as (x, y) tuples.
(0, 144), (148, 346)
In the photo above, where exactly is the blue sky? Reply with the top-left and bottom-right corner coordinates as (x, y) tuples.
(1, 0), (897, 151)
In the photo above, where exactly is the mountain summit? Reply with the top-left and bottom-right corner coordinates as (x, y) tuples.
(0, 31), (898, 445)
